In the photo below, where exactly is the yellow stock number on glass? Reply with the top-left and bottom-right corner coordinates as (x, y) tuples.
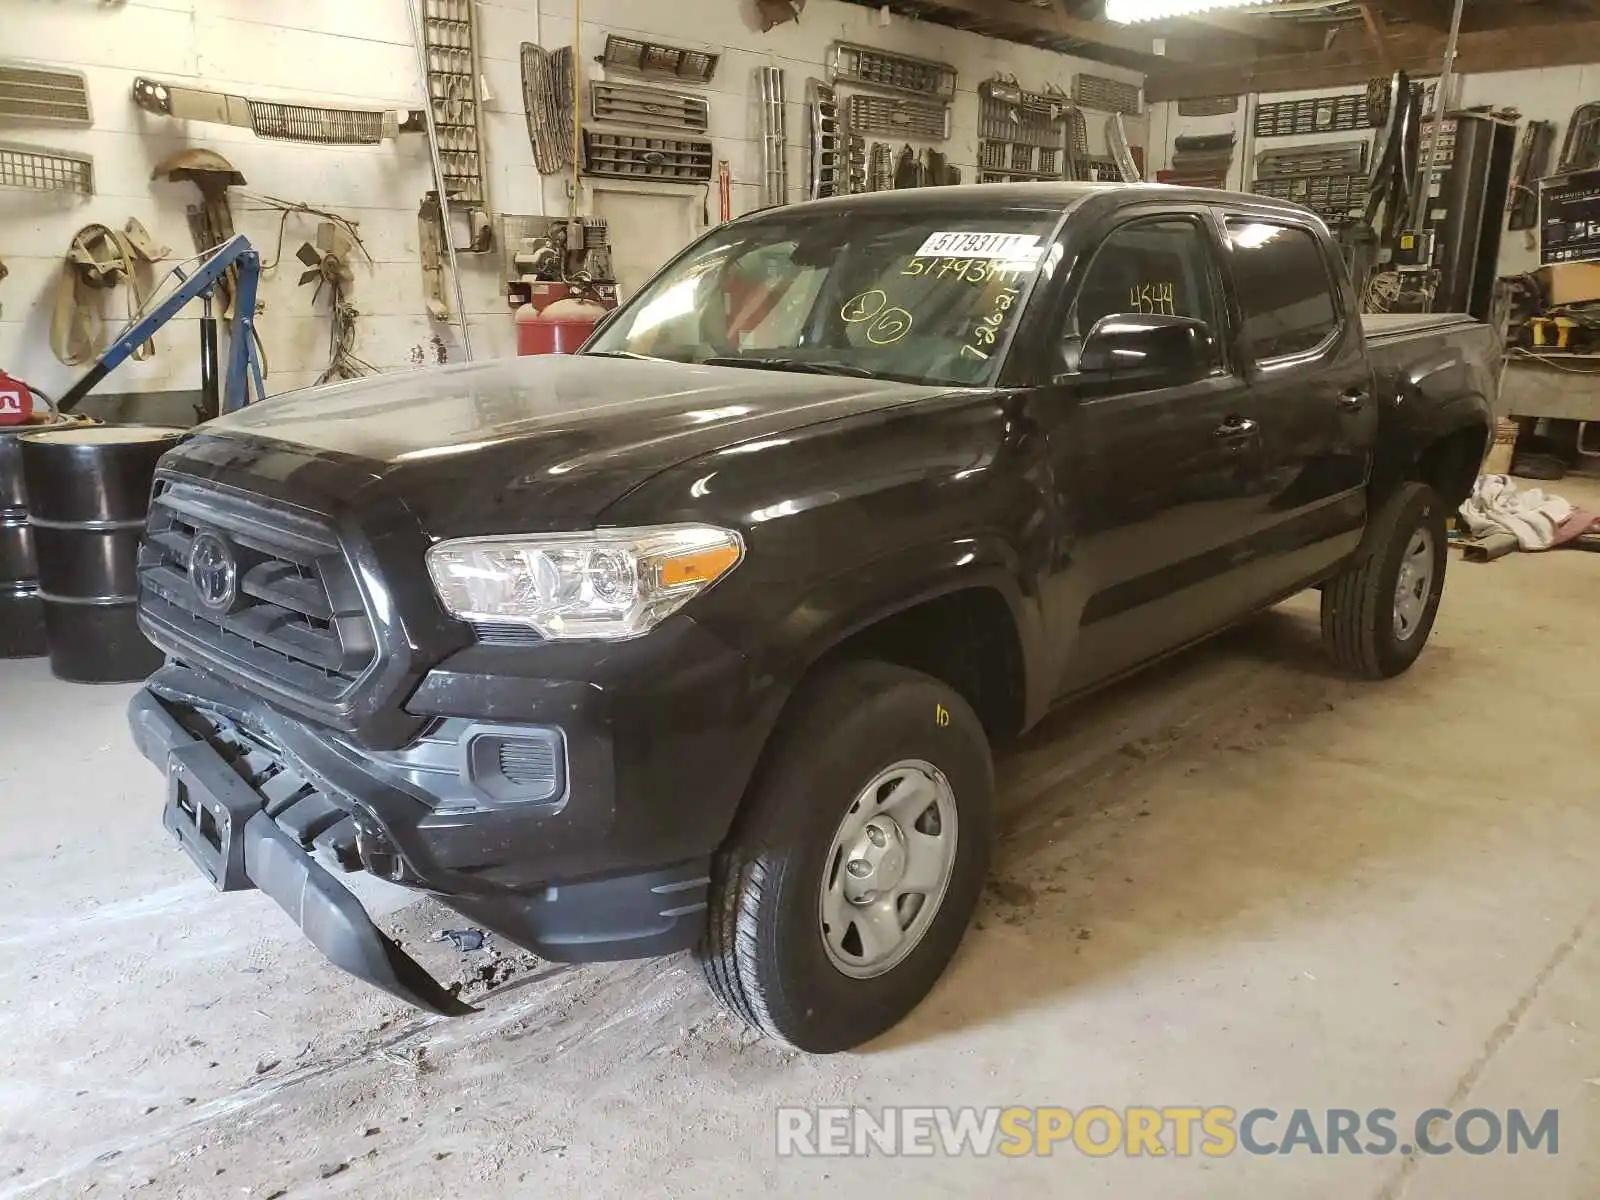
(1129, 282), (1176, 316)
(902, 257), (1029, 286)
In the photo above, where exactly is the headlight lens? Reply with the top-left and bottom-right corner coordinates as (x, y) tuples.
(426, 524), (743, 640)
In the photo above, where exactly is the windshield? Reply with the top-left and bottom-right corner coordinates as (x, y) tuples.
(585, 208), (1061, 386)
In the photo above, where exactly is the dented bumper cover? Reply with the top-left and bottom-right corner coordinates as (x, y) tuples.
(129, 686), (475, 1016)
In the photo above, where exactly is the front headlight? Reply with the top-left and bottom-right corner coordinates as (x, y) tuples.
(425, 524), (743, 641)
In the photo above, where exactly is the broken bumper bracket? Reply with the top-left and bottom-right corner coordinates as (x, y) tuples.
(131, 690), (475, 1017)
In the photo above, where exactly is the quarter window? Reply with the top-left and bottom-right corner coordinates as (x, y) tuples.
(1225, 220), (1338, 360)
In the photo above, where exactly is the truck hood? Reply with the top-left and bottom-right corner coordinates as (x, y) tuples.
(194, 355), (950, 536)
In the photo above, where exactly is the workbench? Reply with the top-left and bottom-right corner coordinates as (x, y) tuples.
(1498, 354), (1600, 422)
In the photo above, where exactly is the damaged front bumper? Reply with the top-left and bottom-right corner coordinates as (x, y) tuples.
(129, 688), (474, 1016)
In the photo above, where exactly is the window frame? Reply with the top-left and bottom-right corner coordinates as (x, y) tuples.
(1215, 211), (1346, 369)
(1056, 209), (1236, 387)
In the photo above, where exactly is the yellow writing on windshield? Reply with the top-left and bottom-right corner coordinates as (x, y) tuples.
(866, 308), (914, 345)
(962, 283), (1022, 361)
(841, 289), (889, 323)
(902, 257), (1033, 287)
(840, 289), (914, 345)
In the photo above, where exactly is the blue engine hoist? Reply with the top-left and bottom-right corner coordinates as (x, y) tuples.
(57, 234), (265, 418)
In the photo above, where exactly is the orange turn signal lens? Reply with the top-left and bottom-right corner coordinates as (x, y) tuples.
(658, 543), (741, 588)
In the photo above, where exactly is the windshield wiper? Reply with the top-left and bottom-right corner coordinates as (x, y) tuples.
(699, 355), (882, 379)
(584, 350), (673, 362)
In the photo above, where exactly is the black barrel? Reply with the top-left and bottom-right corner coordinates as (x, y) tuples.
(20, 425), (186, 683)
(0, 415), (90, 659)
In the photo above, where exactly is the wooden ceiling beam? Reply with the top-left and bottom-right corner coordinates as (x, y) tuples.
(1146, 17), (1600, 100)
(1358, 2), (1396, 71)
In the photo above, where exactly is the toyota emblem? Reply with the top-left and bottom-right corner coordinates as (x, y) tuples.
(188, 530), (237, 611)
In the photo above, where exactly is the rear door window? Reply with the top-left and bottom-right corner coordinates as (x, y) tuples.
(1224, 220), (1339, 361)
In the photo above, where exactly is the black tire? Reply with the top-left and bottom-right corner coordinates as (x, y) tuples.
(1321, 481), (1448, 679)
(696, 660), (992, 1052)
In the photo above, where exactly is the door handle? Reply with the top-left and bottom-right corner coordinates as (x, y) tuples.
(1212, 416), (1259, 440)
(1337, 389), (1369, 412)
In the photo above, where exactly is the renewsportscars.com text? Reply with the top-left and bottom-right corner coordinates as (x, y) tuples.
(775, 1106), (1559, 1158)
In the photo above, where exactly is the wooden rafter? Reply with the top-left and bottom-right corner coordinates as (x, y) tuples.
(1357, 2), (1395, 72)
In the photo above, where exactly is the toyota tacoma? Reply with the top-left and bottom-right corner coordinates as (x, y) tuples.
(129, 184), (1497, 1052)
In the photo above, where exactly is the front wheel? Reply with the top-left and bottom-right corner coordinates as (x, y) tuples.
(1321, 481), (1448, 678)
(696, 660), (992, 1052)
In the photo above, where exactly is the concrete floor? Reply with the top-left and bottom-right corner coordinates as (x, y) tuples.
(3, 480), (1599, 1199)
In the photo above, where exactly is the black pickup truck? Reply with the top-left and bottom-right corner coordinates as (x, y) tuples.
(130, 184), (1497, 1052)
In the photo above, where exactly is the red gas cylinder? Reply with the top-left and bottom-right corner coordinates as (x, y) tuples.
(516, 295), (610, 355)
(0, 371), (34, 426)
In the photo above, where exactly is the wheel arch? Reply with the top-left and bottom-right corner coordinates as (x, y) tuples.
(1410, 416), (1490, 510)
(752, 534), (1045, 744)
(1371, 399), (1492, 512)
(711, 534), (1041, 860)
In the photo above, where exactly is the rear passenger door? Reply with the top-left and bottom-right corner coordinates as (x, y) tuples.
(1219, 212), (1377, 593)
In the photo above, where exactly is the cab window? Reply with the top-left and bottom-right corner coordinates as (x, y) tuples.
(1224, 219), (1339, 360)
(1073, 217), (1220, 343)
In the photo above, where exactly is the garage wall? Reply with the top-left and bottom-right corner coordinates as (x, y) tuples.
(1145, 62), (1600, 278)
(0, 0), (1145, 405)
(1454, 64), (1600, 276)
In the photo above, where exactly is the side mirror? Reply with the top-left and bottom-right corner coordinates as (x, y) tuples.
(1074, 313), (1215, 389)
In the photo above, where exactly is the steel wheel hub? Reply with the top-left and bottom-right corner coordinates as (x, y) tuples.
(1393, 526), (1435, 642)
(819, 759), (959, 980)
(841, 817), (910, 902)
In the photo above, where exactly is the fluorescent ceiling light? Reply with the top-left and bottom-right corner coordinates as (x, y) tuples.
(1105, 0), (1278, 23)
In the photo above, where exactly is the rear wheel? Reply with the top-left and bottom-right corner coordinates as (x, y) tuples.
(696, 660), (992, 1052)
(1321, 481), (1448, 678)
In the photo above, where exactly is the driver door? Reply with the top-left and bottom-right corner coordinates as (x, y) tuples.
(1026, 212), (1267, 696)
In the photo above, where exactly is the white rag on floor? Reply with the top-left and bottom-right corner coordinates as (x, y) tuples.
(1458, 474), (1574, 551)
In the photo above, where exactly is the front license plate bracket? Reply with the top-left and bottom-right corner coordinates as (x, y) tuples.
(162, 742), (262, 892)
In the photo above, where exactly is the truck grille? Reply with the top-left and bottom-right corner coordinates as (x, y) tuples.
(137, 479), (376, 703)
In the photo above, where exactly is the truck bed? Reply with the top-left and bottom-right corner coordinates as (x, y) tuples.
(1361, 312), (1482, 343)
(1361, 311), (1501, 425)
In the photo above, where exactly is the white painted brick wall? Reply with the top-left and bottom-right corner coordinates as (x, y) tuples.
(0, 0), (1145, 402)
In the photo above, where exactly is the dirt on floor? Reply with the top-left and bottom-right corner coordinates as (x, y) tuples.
(3, 480), (1599, 1199)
